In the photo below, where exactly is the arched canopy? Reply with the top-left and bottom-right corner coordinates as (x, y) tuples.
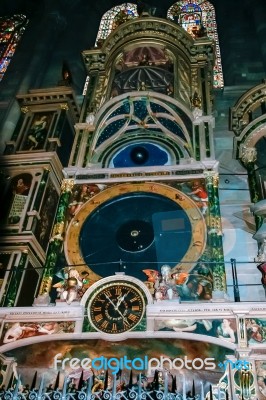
(88, 92), (194, 165)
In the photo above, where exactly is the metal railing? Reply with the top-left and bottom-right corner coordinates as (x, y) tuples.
(0, 375), (219, 400)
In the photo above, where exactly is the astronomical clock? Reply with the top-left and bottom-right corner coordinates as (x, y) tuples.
(38, 6), (226, 318)
(50, 9), (227, 317)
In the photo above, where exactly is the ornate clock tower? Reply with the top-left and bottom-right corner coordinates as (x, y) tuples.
(36, 2), (226, 311)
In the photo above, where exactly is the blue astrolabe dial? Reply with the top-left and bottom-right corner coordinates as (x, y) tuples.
(79, 191), (192, 280)
(65, 182), (207, 282)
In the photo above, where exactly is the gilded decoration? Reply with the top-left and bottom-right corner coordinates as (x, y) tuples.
(20, 106), (29, 114)
(38, 275), (53, 295)
(241, 146), (257, 165)
(51, 221), (65, 241)
(94, 74), (107, 110)
(59, 103), (69, 110)
(204, 170), (218, 185)
(61, 179), (74, 193)
(82, 51), (106, 72)
(102, 18), (214, 66)
(203, 170), (225, 293)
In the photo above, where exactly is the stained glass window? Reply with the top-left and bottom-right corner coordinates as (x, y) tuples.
(96, 3), (138, 45)
(0, 15), (28, 82)
(167, 1), (224, 89)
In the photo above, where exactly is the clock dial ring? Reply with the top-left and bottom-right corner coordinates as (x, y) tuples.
(88, 281), (145, 334)
(65, 182), (207, 281)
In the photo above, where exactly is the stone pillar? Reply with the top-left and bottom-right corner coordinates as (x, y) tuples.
(205, 171), (227, 297)
(37, 179), (74, 299)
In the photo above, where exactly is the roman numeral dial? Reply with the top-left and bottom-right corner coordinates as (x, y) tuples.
(89, 281), (145, 334)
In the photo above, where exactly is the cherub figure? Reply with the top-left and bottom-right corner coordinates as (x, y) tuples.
(187, 180), (208, 215)
(53, 268), (84, 305)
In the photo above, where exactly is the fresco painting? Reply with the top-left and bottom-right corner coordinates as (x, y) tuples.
(21, 112), (54, 151)
(255, 361), (266, 400)
(155, 318), (237, 344)
(246, 318), (266, 344)
(1, 321), (75, 344)
(7, 174), (32, 224)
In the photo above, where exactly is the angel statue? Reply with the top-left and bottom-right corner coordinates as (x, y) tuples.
(53, 268), (85, 305)
(142, 269), (160, 295)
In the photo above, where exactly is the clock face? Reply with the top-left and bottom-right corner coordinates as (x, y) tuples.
(88, 281), (145, 334)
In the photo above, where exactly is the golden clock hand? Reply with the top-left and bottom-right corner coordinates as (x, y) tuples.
(115, 306), (130, 325)
(104, 293), (129, 325)
(116, 291), (129, 308)
(104, 293), (117, 309)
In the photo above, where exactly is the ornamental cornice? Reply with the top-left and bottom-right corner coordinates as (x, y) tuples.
(16, 87), (80, 122)
(0, 301), (265, 321)
(82, 49), (106, 72)
(101, 17), (214, 66)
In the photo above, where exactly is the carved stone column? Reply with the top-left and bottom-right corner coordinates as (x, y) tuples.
(204, 171), (227, 298)
(37, 179), (74, 300)
(81, 50), (107, 120)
